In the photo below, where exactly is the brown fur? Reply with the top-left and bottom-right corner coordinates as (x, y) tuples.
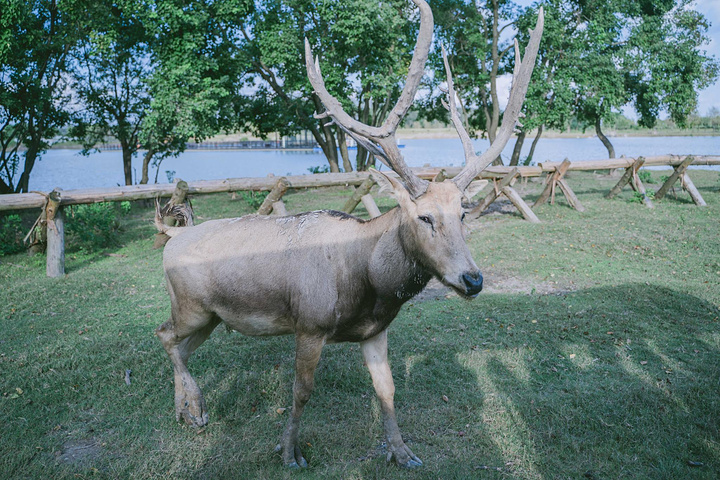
(155, 175), (482, 468)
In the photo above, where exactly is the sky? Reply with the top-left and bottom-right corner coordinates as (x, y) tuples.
(695, 0), (720, 113)
(505, 0), (720, 116)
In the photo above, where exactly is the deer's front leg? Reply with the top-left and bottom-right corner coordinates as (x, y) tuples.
(278, 333), (325, 468)
(361, 330), (423, 468)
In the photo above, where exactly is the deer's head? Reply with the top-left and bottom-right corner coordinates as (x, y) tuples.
(305, 0), (544, 298)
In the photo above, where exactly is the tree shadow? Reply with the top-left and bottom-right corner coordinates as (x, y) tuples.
(158, 283), (719, 478)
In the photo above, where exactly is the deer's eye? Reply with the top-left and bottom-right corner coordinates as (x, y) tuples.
(461, 212), (466, 223)
(418, 215), (434, 226)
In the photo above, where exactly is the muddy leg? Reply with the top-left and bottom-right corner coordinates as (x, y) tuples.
(278, 333), (325, 468)
(361, 329), (422, 468)
(156, 315), (221, 427)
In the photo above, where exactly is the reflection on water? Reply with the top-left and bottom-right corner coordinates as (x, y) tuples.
(28, 136), (719, 191)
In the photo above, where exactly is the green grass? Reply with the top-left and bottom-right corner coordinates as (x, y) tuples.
(1, 171), (719, 479)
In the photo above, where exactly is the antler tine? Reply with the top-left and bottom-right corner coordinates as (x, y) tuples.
(442, 45), (478, 171)
(378, 0), (434, 137)
(304, 0), (434, 198)
(453, 7), (545, 191)
(304, 38), (377, 139)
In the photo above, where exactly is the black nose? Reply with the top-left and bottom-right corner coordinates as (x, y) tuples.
(462, 271), (483, 296)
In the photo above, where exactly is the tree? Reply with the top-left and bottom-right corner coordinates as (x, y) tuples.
(137, 0), (253, 184)
(424, 0), (520, 164)
(235, 0), (417, 172)
(509, 0), (575, 165)
(568, 0), (718, 157)
(0, 0), (85, 193)
(70, 0), (153, 185)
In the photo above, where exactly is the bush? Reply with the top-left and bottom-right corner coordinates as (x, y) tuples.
(307, 165), (330, 174)
(239, 191), (269, 210)
(0, 214), (25, 256)
(66, 202), (127, 251)
(638, 169), (655, 184)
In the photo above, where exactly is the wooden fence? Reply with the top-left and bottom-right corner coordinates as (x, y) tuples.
(1, 154), (717, 277)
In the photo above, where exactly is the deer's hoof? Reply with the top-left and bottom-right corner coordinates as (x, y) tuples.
(276, 443), (308, 469)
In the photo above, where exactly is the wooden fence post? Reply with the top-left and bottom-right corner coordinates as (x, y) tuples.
(469, 168), (540, 223)
(46, 188), (65, 278)
(470, 168), (519, 217)
(607, 157), (653, 207)
(271, 201), (288, 216)
(257, 178), (289, 215)
(343, 177), (375, 214)
(361, 194), (381, 218)
(533, 158), (584, 212)
(654, 156), (706, 206)
(680, 173), (706, 207)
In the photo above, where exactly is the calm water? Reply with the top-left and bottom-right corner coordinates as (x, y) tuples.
(27, 135), (719, 191)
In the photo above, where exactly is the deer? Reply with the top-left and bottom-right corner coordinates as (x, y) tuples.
(154, 0), (543, 469)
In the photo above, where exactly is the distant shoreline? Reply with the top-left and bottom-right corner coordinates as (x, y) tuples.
(48, 128), (720, 149)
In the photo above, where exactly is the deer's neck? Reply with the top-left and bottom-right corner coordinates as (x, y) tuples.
(367, 208), (432, 302)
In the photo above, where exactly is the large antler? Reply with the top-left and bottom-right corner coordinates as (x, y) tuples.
(305, 0), (433, 198)
(448, 8), (545, 191)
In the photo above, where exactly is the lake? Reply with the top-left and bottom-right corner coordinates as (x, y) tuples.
(26, 135), (719, 191)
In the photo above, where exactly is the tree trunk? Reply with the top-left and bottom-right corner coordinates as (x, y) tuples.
(336, 129), (353, 172)
(121, 140), (133, 185)
(595, 117), (615, 159)
(527, 124), (543, 165)
(509, 130), (527, 166)
(140, 148), (156, 185)
(311, 94), (340, 172)
(16, 140), (40, 193)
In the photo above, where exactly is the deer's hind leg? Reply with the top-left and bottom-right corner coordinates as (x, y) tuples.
(156, 311), (221, 427)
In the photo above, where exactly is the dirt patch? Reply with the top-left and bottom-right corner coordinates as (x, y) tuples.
(57, 439), (102, 467)
(413, 271), (570, 303)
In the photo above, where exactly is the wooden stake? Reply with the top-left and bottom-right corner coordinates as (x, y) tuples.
(607, 157), (645, 199)
(271, 200), (288, 216)
(257, 178), (289, 215)
(681, 173), (706, 206)
(534, 159), (571, 208)
(432, 169), (447, 182)
(470, 168), (519, 217)
(628, 163), (654, 208)
(654, 156), (706, 206)
(361, 194), (381, 218)
(502, 186), (541, 223)
(556, 178), (586, 212)
(342, 177), (375, 214)
(46, 188), (65, 278)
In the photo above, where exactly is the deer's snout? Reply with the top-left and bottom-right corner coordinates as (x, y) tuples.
(462, 271), (483, 297)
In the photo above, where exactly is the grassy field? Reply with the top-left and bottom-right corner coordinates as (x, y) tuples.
(1, 169), (719, 479)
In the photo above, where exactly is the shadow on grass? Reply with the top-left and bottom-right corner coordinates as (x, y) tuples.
(162, 282), (720, 479)
(2, 282), (718, 479)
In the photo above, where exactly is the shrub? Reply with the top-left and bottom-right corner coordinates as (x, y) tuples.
(630, 190), (655, 203)
(638, 169), (655, 184)
(307, 165), (330, 174)
(240, 191), (269, 210)
(0, 214), (25, 256)
(66, 202), (126, 251)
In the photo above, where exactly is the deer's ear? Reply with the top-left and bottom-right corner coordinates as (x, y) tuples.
(369, 168), (413, 208)
(463, 180), (488, 201)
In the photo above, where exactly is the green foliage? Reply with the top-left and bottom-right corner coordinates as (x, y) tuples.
(631, 189), (656, 203)
(0, 0), (85, 193)
(638, 169), (655, 184)
(239, 191), (269, 210)
(307, 165), (331, 174)
(0, 215), (25, 255)
(65, 203), (127, 251)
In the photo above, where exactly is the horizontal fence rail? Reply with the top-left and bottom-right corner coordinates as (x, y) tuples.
(1, 155), (718, 212)
(1, 154), (717, 278)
